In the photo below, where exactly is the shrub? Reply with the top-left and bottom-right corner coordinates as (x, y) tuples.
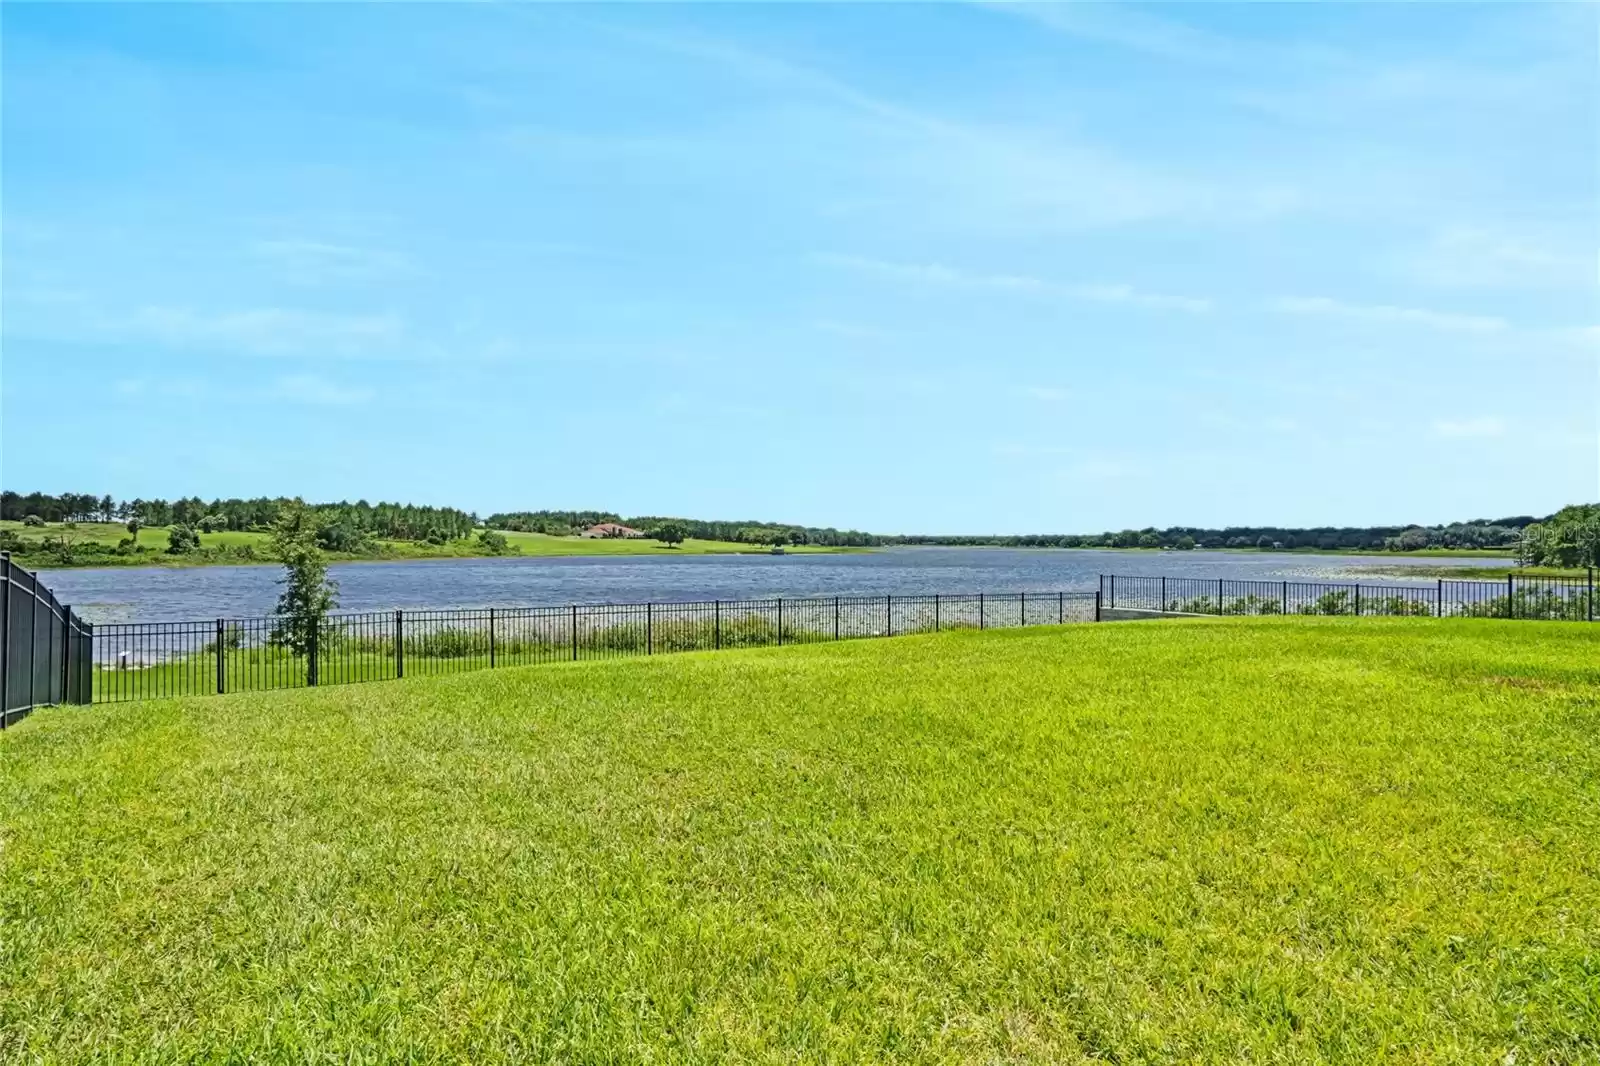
(21, 514), (45, 527)
(477, 530), (514, 555)
(166, 524), (201, 554)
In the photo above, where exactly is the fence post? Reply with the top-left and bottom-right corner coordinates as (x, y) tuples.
(886, 595), (891, 637)
(1506, 574), (1514, 619)
(935, 593), (940, 632)
(1589, 567), (1594, 623)
(1217, 578), (1224, 616)
(307, 620), (318, 687)
(834, 597), (840, 641)
(571, 605), (578, 660)
(1354, 584), (1361, 618)
(490, 608), (497, 667)
(78, 619), (93, 705)
(216, 619), (226, 694)
(1110, 575), (1116, 609)
(60, 605), (71, 705)
(1281, 580), (1288, 615)
(1161, 576), (1167, 611)
(0, 553), (10, 725)
(1436, 579), (1442, 618)
(1020, 591), (1025, 626)
(1095, 590), (1102, 622)
(715, 600), (722, 650)
(979, 593), (985, 630)
(1058, 591), (1064, 624)
(777, 599), (783, 646)
(28, 579), (39, 710)
(395, 610), (404, 678)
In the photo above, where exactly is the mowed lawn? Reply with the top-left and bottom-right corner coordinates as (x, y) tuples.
(3, 620), (1598, 1063)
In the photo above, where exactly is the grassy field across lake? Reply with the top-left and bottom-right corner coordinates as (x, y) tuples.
(2, 519), (851, 569)
(4, 619), (1598, 1062)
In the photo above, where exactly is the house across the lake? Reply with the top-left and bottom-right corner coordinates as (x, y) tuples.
(581, 522), (646, 539)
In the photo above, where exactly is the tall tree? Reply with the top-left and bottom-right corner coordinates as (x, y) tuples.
(269, 501), (338, 658)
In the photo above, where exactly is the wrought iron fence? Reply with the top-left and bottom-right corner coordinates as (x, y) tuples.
(90, 591), (1104, 704)
(1099, 572), (1597, 621)
(1, 553), (93, 726)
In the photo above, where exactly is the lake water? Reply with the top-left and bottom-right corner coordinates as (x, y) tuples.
(34, 549), (1497, 624)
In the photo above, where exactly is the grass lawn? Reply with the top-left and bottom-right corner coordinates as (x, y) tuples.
(2, 520), (851, 570)
(4, 618), (1598, 1062)
(1352, 563), (1593, 580)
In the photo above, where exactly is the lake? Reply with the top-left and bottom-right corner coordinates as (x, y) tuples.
(34, 549), (1499, 623)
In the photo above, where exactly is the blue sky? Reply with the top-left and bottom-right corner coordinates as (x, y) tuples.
(3, 2), (1595, 533)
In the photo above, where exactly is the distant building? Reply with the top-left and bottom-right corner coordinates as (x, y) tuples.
(582, 522), (646, 539)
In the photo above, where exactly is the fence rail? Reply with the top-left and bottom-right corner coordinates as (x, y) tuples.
(90, 591), (1104, 704)
(1099, 572), (1597, 622)
(2, 553), (93, 726)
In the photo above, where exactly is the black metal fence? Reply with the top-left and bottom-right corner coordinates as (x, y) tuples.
(1, 553), (93, 726)
(1099, 572), (1597, 622)
(91, 591), (1104, 704)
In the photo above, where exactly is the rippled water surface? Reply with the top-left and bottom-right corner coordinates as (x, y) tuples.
(33, 548), (1500, 623)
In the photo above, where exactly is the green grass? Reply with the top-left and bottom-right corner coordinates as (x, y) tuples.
(1, 520), (852, 569)
(5, 618), (1599, 1062)
(1353, 563), (1593, 580)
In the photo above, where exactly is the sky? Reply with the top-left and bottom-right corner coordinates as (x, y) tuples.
(2, 2), (1596, 534)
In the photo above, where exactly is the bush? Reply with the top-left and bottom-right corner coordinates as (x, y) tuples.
(21, 514), (44, 527)
(477, 529), (514, 555)
(166, 524), (201, 554)
(197, 514), (227, 533)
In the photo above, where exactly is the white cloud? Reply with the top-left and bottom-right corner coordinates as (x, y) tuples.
(249, 239), (414, 285)
(271, 374), (375, 406)
(1431, 416), (1506, 439)
(982, 1), (1242, 67)
(812, 319), (900, 341)
(1274, 296), (1506, 333)
(1065, 457), (1145, 481)
(821, 254), (1211, 313)
(1022, 386), (1071, 402)
(1400, 227), (1592, 289)
(126, 305), (406, 356)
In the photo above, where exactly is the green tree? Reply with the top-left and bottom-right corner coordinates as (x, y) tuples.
(1175, 535), (1196, 551)
(166, 524), (201, 554)
(1138, 532), (1161, 548)
(125, 518), (141, 545)
(652, 521), (689, 547)
(270, 501), (338, 658)
(477, 529), (511, 554)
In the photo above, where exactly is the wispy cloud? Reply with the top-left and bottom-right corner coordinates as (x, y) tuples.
(1021, 386), (1071, 402)
(271, 374), (375, 406)
(126, 305), (406, 357)
(812, 319), (900, 341)
(1273, 296), (1506, 333)
(982, 1), (1242, 68)
(249, 239), (415, 285)
(1431, 416), (1506, 439)
(1399, 227), (1592, 289)
(614, 24), (1291, 233)
(821, 254), (1211, 313)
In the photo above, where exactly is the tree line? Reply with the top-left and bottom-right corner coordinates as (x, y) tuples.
(8, 489), (1593, 559)
(2, 491), (476, 544)
(485, 510), (883, 547)
(1517, 505), (1600, 568)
